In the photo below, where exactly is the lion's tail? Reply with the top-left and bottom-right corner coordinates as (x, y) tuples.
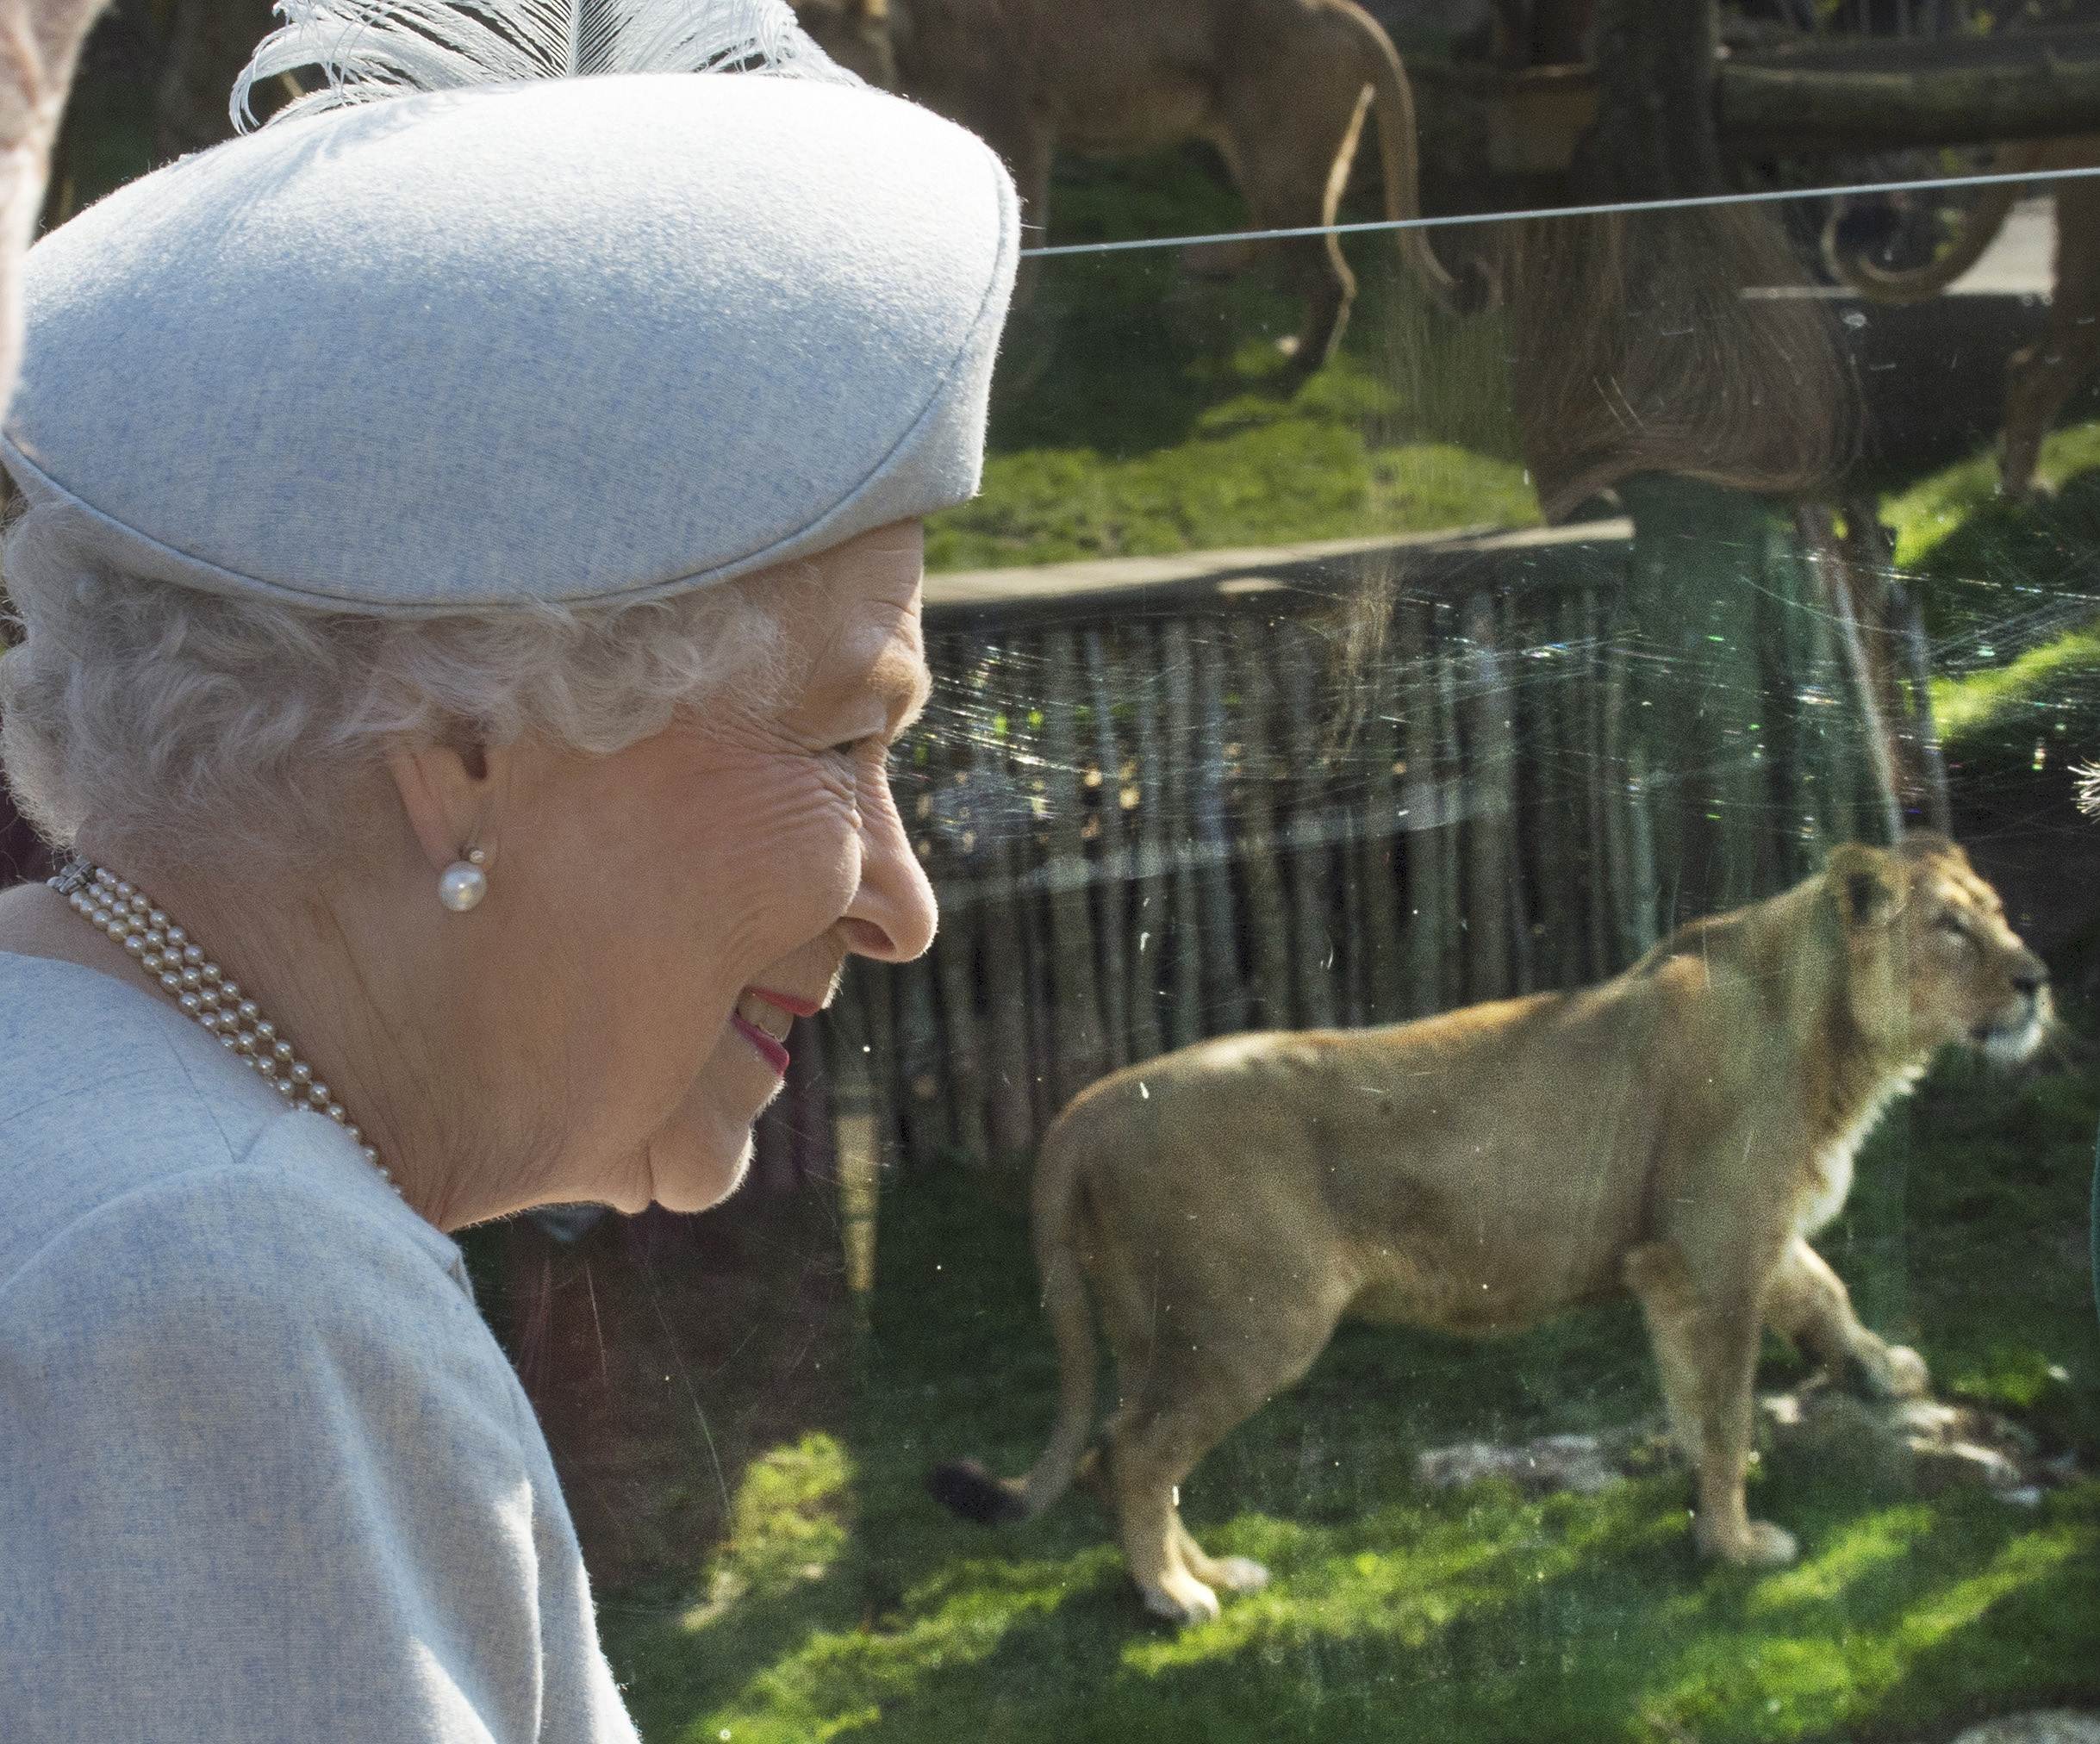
(925, 1124), (1097, 1527)
(1346, 1), (1491, 314)
(1823, 149), (2037, 306)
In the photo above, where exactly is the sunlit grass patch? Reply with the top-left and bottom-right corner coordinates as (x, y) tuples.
(681, 1434), (856, 1628)
(1885, 420), (2100, 571)
(924, 148), (1535, 575)
(1930, 621), (2100, 745)
(928, 434), (1535, 572)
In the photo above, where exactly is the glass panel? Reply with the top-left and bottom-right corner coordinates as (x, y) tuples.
(17, 27), (2096, 1730)
(584, 177), (2100, 1738)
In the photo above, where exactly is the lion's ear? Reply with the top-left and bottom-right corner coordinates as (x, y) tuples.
(1828, 843), (1904, 928)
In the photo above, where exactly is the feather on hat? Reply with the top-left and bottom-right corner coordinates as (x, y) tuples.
(0, 1), (1018, 614)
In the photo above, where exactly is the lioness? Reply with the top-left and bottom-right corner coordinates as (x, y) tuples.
(792, 0), (1474, 368)
(931, 836), (2049, 1623)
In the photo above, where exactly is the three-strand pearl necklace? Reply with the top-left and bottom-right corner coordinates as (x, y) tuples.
(50, 859), (403, 1199)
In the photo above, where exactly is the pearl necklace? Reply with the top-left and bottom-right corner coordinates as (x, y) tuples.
(49, 859), (403, 1199)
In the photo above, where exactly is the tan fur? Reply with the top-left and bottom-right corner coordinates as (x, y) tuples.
(1825, 140), (2100, 499)
(792, 0), (1473, 368)
(937, 837), (2048, 1623)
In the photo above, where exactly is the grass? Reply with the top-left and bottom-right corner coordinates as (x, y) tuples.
(1868, 420), (2100, 755)
(600, 1037), (2100, 1743)
(924, 151), (1536, 573)
(1930, 621), (2100, 747)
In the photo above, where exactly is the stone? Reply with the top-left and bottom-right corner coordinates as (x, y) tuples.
(1946, 1712), (2100, 1744)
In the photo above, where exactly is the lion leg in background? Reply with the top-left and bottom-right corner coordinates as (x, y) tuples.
(1624, 1240), (1798, 1567)
(1212, 55), (1371, 366)
(1999, 182), (2100, 499)
(1999, 173), (2100, 498)
(1764, 1234), (1928, 1399)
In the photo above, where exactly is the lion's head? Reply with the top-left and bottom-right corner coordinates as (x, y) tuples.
(1829, 834), (2051, 1066)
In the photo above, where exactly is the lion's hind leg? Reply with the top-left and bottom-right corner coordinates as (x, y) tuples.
(1104, 1397), (1236, 1623)
(1097, 1282), (1344, 1623)
(1765, 1235), (1928, 1399)
(1623, 1240), (1798, 1568)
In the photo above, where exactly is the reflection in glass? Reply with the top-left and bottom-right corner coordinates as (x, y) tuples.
(576, 182), (2100, 1739)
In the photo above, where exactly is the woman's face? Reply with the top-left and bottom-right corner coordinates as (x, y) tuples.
(494, 520), (935, 1214)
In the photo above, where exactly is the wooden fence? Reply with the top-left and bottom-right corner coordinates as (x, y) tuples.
(751, 494), (1927, 1193)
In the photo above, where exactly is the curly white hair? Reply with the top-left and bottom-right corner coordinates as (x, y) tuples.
(0, 501), (786, 870)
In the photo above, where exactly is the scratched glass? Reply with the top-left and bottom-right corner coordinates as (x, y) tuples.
(19, 138), (2083, 1737)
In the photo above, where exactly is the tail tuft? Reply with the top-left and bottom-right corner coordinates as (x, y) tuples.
(925, 1459), (1028, 1525)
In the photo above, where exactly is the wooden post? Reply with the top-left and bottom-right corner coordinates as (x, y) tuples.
(893, 951), (945, 1170)
(1232, 614), (1299, 1029)
(1576, 0), (1722, 199)
(926, 638), (990, 1163)
(1461, 594), (1512, 1003)
(1432, 614), (1468, 1011)
(1193, 630), (1248, 1034)
(1127, 625), (1170, 1064)
(1399, 602), (1448, 1018)
(1357, 632), (1406, 1024)
(1084, 629), (1134, 1068)
(972, 670), (1038, 1158)
(1500, 594), (1537, 996)
(1572, 591), (1611, 985)
(1162, 620), (1206, 1048)
(1042, 628), (1110, 1104)
(1529, 598), (1574, 991)
(832, 1041), (882, 1318)
(1281, 624), (1338, 1031)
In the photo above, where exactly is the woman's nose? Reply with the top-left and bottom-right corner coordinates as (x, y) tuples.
(840, 782), (938, 963)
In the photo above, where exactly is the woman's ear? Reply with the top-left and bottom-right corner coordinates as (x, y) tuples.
(385, 735), (507, 874)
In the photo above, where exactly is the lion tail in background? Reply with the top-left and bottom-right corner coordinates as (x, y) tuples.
(926, 1125), (1098, 1527)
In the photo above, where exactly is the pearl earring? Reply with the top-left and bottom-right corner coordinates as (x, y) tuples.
(438, 847), (488, 913)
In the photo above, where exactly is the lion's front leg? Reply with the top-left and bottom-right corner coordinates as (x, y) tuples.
(1624, 1242), (1798, 1568)
(1765, 1235), (1929, 1399)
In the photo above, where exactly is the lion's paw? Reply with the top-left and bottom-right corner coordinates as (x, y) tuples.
(1142, 1572), (1222, 1625)
(1698, 1515), (1799, 1567)
(1213, 1556), (1270, 1594)
(1844, 1338), (1930, 1400)
(1873, 1343), (1930, 1399)
(1733, 1521), (1799, 1567)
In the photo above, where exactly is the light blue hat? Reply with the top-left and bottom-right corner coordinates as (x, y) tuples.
(0, 3), (1018, 615)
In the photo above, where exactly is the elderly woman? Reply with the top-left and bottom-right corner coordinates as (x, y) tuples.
(0, 3), (1014, 1737)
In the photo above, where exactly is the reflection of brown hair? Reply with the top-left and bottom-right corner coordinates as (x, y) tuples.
(1503, 203), (1857, 522)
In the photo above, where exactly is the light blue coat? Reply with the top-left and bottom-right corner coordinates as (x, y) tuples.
(0, 951), (639, 1741)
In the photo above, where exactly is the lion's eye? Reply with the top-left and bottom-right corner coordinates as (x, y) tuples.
(1935, 914), (1971, 944)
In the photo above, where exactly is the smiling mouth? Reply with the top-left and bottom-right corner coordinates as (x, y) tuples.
(732, 989), (797, 1076)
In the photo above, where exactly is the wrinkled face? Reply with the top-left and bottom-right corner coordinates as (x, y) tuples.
(499, 520), (936, 1214)
(1892, 845), (2050, 1064)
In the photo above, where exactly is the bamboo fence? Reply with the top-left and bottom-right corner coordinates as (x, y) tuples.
(746, 495), (1931, 1196)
